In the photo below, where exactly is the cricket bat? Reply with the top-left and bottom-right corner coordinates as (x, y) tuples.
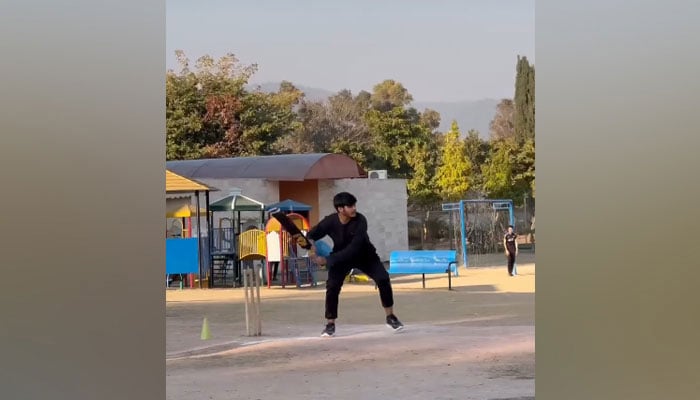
(270, 210), (331, 257)
(270, 211), (312, 249)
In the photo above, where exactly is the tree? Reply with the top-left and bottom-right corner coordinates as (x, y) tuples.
(167, 51), (303, 159)
(480, 55), (536, 202)
(278, 100), (330, 153)
(365, 106), (432, 177)
(406, 140), (440, 207)
(514, 55), (535, 143)
(166, 51), (258, 160)
(463, 129), (490, 191)
(512, 137), (535, 196)
(166, 74), (209, 160)
(420, 108), (441, 133)
(481, 136), (533, 204)
(370, 79), (413, 112)
(434, 121), (472, 201)
(513, 55), (536, 196)
(489, 99), (516, 141)
(276, 89), (374, 164)
(481, 138), (516, 200)
(282, 81), (441, 204)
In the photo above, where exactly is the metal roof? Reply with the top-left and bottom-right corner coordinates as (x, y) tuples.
(165, 153), (365, 181)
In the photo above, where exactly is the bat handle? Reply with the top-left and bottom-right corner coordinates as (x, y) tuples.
(300, 239), (312, 250)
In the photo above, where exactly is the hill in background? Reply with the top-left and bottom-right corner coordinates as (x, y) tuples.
(248, 82), (500, 137)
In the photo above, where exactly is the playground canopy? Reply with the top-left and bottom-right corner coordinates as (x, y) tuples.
(265, 199), (312, 212)
(209, 190), (265, 212)
(165, 170), (213, 193)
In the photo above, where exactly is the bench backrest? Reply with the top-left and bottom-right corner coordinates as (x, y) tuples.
(389, 250), (458, 274)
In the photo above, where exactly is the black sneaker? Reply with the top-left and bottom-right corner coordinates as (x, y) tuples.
(386, 314), (404, 331)
(321, 322), (335, 337)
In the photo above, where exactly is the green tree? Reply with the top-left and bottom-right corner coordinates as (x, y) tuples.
(514, 55), (536, 196)
(166, 75), (208, 160)
(479, 55), (536, 202)
(434, 121), (472, 201)
(514, 56), (535, 143)
(463, 129), (490, 192)
(166, 51), (302, 159)
(512, 137), (535, 196)
(481, 138), (516, 200)
(166, 51), (257, 160)
(365, 106), (432, 177)
(363, 80), (441, 180)
(406, 140), (440, 206)
(370, 79), (413, 112)
(481, 136), (533, 203)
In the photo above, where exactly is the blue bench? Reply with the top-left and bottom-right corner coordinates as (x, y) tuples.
(388, 250), (458, 290)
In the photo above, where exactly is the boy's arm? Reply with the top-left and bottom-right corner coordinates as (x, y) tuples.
(306, 216), (328, 242)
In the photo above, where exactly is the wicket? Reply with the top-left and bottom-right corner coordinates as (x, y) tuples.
(242, 264), (262, 336)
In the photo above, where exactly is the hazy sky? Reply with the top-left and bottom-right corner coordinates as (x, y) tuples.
(167, 0), (534, 102)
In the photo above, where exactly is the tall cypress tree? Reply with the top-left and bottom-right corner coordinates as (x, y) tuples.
(514, 55), (535, 143)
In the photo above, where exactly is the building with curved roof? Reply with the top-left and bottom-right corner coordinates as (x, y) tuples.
(166, 153), (365, 181)
(166, 153), (408, 262)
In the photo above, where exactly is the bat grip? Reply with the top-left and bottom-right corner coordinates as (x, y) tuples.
(299, 237), (312, 250)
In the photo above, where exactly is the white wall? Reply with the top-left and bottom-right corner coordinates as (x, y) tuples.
(318, 178), (409, 261)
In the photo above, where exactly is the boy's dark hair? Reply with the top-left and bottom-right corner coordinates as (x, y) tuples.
(333, 192), (357, 210)
(508, 225), (514, 229)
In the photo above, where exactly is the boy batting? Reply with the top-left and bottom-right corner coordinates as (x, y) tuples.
(306, 192), (404, 337)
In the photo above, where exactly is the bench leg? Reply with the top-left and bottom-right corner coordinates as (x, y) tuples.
(447, 262), (456, 291)
(422, 273), (425, 289)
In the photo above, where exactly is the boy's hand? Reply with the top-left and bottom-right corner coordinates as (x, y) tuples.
(292, 234), (308, 247)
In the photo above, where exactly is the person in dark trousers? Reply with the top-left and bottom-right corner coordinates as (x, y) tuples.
(306, 192), (404, 337)
(504, 225), (518, 276)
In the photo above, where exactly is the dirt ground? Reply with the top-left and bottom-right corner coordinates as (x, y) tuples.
(166, 252), (535, 400)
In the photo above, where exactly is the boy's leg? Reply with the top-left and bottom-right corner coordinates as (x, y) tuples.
(358, 258), (404, 331)
(325, 264), (352, 321)
(507, 253), (515, 275)
(357, 257), (394, 312)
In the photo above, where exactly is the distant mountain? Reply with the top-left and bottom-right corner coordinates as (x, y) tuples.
(249, 82), (502, 138)
(413, 99), (500, 137)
